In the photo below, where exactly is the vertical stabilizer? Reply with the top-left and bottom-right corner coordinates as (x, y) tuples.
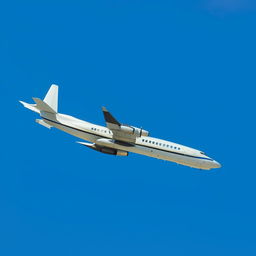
(44, 84), (59, 113)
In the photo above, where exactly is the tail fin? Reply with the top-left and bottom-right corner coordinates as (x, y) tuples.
(20, 84), (59, 114)
(43, 84), (58, 113)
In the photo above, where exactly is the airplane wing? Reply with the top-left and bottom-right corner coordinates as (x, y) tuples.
(102, 107), (149, 143)
(102, 106), (121, 130)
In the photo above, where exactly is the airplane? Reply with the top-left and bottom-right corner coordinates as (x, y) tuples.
(20, 84), (221, 170)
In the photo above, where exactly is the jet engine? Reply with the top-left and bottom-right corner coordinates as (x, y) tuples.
(99, 147), (129, 156)
(120, 125), (149, 137)
(77, 141), (129, 156)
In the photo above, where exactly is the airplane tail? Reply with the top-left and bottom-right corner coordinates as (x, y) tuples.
(20, 84), (59, 114)
(43, 84), (58, 113)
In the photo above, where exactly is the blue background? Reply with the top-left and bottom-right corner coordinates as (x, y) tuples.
(1, 1), (255, 255)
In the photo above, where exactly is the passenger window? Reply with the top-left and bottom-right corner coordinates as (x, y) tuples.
(152, 141), (155, 144)
(145, 140), (148, 143)
(159, 143), (162, 146)
(156, 142), (158, 145)
(174, 147), (176, 149)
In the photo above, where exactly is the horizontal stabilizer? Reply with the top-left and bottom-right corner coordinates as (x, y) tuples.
(19, 101), (40, 114)
(32, 97), (56, 113)
(36, 119), (52, 129)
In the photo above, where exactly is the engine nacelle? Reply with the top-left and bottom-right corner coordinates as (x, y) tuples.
(120, 125), (149, 137)
(139, 129), (149, 137)
(120, 125), (134, 134)
(100, 147), (128, 156)
(79, 140), (129, 156)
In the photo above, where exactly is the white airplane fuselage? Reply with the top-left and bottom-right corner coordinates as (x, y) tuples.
(40, 112), (221, 170)
(20, 84), (221, 170)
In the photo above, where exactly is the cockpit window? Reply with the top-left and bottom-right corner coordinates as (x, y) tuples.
(200, 151), (206, 155)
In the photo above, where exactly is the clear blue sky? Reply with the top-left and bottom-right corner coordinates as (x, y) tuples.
(1, 1), (255, 255)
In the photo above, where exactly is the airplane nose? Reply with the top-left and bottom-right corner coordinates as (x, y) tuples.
(213, 160), (221, 169)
